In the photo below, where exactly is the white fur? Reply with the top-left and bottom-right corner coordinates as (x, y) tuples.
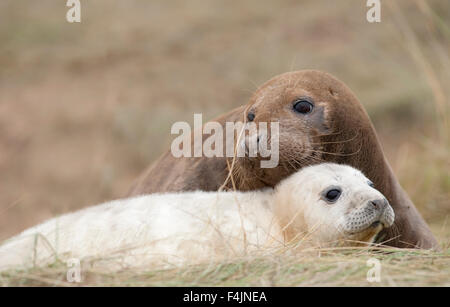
(0, 163), (393, 271)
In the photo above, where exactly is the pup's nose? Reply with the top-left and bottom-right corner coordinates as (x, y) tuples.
(369, 198), (394, 228)
(370, 198), (388, 211)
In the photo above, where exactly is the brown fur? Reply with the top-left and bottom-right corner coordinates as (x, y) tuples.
(128, 70), (438, 249)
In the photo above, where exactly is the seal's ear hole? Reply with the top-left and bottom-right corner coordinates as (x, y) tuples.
(292, 97), (314, 114)
(321, 187), (342, 204)
(328, 88), (337, 97)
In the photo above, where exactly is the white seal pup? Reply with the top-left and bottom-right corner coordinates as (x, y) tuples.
(0, 163), (394, 271)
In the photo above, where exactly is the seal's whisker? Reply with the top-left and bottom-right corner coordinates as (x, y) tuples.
(310, 131), (360, 145)
(305, 144), (362, 157)
(294, 156), (323, 167)
(280, 151), (324, 171)
(313, 130), (345, 138)
(286, 158), (302, 170)
(283, 158), (298, 171)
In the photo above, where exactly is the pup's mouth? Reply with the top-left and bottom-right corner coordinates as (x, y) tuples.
(368, 221), (385, 243)
(347, 229), (382, 245)
(370, 221), (380, 228)
(347, 219), (386, 234)
(344, 220), (387, 244)
(351, 220), (386, 232)
(343, 202), (395, 241)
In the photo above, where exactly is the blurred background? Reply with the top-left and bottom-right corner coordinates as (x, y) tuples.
(0, 0), (448, 242)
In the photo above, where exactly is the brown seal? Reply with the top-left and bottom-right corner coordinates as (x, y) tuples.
(127, 70), (438, 249)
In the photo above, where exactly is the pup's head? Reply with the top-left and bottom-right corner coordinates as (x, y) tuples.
(273, 163), (394, 247)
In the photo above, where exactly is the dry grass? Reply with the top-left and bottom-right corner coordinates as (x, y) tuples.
(0, 0), (449, 286)
(2, 245), (450, 287)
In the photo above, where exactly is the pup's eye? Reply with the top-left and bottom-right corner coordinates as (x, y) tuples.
(324, 189), (341, 203)
(368, 181), (375, 188)
(293, 99), (314, 114)
(247, 112), (255, 122)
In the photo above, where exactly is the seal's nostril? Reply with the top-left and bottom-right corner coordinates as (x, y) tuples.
(370, 199), (386, 211)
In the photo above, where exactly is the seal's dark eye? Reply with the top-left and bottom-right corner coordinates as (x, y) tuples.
(293, 99), (314, 114)
(324, 189), (341, 203)
(368, 181), (375, 188)
(247, 112), (255, 122)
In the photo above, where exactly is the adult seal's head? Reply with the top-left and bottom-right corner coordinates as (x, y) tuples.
(234, 70), (378, 190)
(274, 163), (395, 247)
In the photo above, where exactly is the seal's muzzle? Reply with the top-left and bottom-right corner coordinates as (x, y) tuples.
(342, 197), (395, 235)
